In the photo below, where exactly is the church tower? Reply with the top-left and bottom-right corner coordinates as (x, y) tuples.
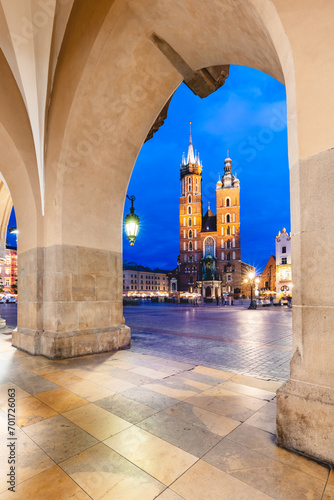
(179, 124), (202, 292)
(216, 154), (241, 293)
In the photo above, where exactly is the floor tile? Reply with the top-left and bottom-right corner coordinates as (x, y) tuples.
(258, 400), (276, 417)
(41, 370), (83, 386)
(104, 425), (197, 485)
(244, 410), (277, 434)
(0, 465), (89, 499)
(100, 367), (153, 385)
(171, 459), (273, 499)
(23, 414), (98, 463)
(203, 385), (267, 411)
(129, 366), (170, 380)
(221, 380), (276, 400)
(138, 412), (221, 457)
(177, 370), (223, 387)
(323, 483), (334, 500)
(166, 374), (212, 392)
(63, 403), (131, 440)
(231, 462), (327, 500)
(35, 388), (88, 413)
(0, 428), (55, 493)
(14, 395), (58, 427)
(192, 366), (234, 381)
(63, 368), (99, 380)
(0, 383), (29, 404)
(5, 371), (59, 395)
(142, 382), (198, 400)
(229, 373), (283, 392)
(121, 386), (180, 411)
(203, 437), (281, 473)
(329, 471), (334, 485)
(89, 374), (136, 393)
(186, 394), (255, 421)
(156, 489), (184, 500)
(60, 442), (165, 499)
(64, 380), (115, 402)
(164, 402), (240, 437)
(95, 393), (157, 424)
(227, 423), (277, 448)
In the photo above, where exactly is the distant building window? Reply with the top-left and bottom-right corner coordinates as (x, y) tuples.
(265, 281), (269, 288)
(222, 252), (225, 260)
(232, 226), (235, 235)
(227, 226), (230, 235)
(189, 242), (193, 251)
(194, 229), (197, 237)
(189, 230), (193, 238)
(226, 240), (231, 249)
(227, 274), (232, 281)
(226, 214), (231, 223)
(222, 214), (224, 223)
(193, 266), (196, 272)
(204, 237), (214, 258)
(282, 257), (287, 264)
(282, 246), (286, 253)
(232, 238), (235, 248)
(184, 230), (186, 238)
(188, 194), (192, 203)
(233, 213), (236, 222)
(188, 218), (192, 226)
(189, 255), (193, 262)
(194, 216), (196, 225)
(226, 198), (230, 207)
(188, 206), (192, 214)
(227, 252), (231, 261)
(184, 217), (186, 226)
(194, 254), (198, 261)
(221, 227), (224, 236)
(184, 254), (187, 262)
(232, 251), (236, 260)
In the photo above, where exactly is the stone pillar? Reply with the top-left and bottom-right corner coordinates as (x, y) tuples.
(276, 148), (334, 465)
(12, 245), (130, 359)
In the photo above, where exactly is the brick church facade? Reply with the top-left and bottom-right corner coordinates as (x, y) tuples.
(179, 127), (243, 298)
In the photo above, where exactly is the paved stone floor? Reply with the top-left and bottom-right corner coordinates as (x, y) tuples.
(0, 328), (333, 499)
(125, 304), (293, 382)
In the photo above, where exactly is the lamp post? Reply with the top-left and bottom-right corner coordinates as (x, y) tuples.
(244, 271), (259, 309)
(124, 195), (140, 246)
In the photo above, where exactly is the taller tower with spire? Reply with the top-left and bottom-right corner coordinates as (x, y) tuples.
(179, 123), (203, 292)
(178, 127), (244, 298)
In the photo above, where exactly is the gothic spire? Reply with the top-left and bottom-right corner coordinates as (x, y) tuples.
(187, 121), (195, 164)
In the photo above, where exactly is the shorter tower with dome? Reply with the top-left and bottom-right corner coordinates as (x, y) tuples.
(178, 125), (244, 299)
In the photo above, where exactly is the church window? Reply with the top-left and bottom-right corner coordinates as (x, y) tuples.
(221, 227), (224, 236)
(193, 266), (196, 272)
(232, 226), (235, 235)
(226, 214), (231, 223)
(195, 241), (197, 250)
(227, 240), (231, 249)
(188, 177), (191, 191)
(188, 194), (192, 203)
(189, 255), (193, 262)
(189, 229), (193, 238)
(188, 206), (192, 214)
(282, 257), (287, 264)
(282, 246), (286, 253)
(233, 213), (236, 222)
(227, 252), (231, 261)
(222, 214), (224, 223)
(226, 197), (231, 207)
(232, 251), (236, 260)
(204, 237), (214, 258)
(232, 238), (235, 248)
(188, 218), (192, 226)
(189, 242), (193, 251)
(227, 226), (231, 235)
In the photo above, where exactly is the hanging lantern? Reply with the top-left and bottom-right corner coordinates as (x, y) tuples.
(124, 195), (140, 246)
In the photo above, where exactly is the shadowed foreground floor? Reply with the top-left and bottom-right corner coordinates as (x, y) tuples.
(0, 331), (332, 499)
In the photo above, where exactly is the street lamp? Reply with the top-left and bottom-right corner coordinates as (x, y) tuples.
(245, 271), (259, 309)
(124, 195), (140, 246)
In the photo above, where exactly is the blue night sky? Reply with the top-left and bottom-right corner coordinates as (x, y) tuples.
(123, 65), (290, 273)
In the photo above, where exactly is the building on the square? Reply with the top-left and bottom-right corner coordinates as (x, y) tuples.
(123, 267), (168, 297)
(0, 245), (17, 293)
(179, 126), (249, 298)
(275, 228), (292, 297)
(259, 254), (276, 293)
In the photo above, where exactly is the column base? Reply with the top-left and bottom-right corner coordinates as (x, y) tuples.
(277, 379), (334, 466)
(12, 325), (131, 359)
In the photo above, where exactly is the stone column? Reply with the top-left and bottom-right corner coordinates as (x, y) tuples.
(276, 148), (334, 465)
(12, 245), (130, 358)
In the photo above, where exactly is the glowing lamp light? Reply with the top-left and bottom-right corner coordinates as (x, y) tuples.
(124, 195), (140, 246)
